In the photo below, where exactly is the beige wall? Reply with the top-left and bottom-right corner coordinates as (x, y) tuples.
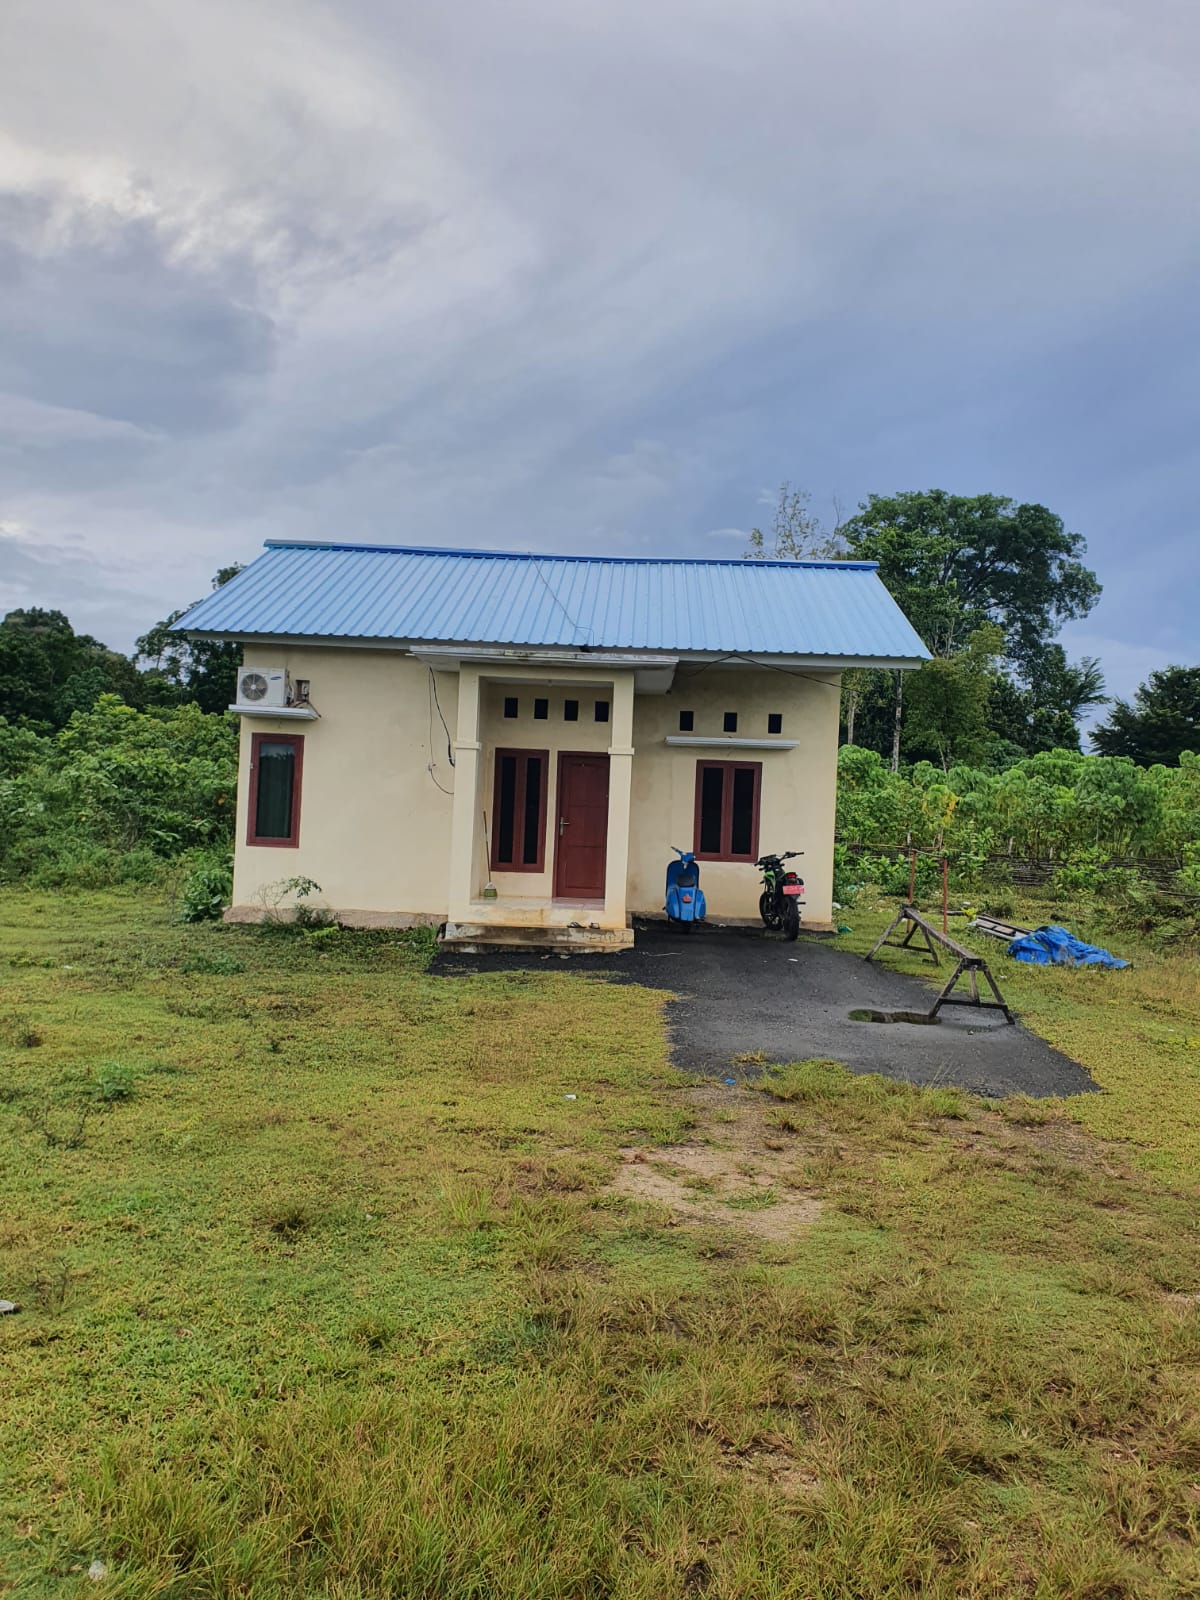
(627, 667), (840, 926)
(478, 680), (615, 901)
(232, 646), (457, 919)
(231, 647), (841, 929)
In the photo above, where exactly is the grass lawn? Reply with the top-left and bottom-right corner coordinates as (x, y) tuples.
(836, 890), (1200, 1181)
(2, 889), (1200, 1598)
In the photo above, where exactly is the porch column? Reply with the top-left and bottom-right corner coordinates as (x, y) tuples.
(447, 666), (482, 922)
(604, 671), (636, 925)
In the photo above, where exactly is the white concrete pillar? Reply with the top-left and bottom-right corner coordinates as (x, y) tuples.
(604, 671), (636, 925)
(447, 666), (482, 921)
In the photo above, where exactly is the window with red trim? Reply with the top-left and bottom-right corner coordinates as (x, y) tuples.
(247, 733), (304, 847)
(492, 748), (548, 871)
(693, 760), (761, 862)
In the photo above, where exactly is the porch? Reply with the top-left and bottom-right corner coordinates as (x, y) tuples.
(435, 655), (653, 950)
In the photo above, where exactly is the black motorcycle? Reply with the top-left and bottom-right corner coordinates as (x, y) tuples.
(757, 851), (805, 940)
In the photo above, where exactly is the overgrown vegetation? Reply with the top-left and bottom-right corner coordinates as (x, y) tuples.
(836, 743), (1200, 887)
(3, 892), (1200, 1597)
(0, 696), (236, 889)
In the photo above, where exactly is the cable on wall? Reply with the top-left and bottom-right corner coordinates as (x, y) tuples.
(426, 668), (455, 796)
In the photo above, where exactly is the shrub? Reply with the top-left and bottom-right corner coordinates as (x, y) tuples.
(92, 1063), (137, 1104)
(179, 856), (233, 923)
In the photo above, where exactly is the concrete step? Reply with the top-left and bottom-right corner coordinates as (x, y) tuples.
(440, 921), (634, 954)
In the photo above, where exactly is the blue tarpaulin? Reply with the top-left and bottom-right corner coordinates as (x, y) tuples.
(1007, 925), (1129, 969)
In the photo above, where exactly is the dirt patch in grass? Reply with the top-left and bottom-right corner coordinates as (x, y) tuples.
(610, 1085), (822, 1242)
(714, 1432), (823, 1499)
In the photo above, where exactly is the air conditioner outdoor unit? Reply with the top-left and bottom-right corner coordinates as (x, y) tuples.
(236, 667), (290, 709)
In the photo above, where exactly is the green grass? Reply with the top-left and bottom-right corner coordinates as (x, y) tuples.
(2, 889), (1200, 1598)
(834, 889), (1200, 1179)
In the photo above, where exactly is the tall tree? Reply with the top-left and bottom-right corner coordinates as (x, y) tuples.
(1091, 666), (1200, 766)
(136, 565), (245, 715)
(0, 608), (144, 728)
(841, 490), (1101, 670)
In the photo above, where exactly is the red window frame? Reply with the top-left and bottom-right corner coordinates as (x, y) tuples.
(247, 731), (304, 848)
(491, 748), (549, 872)
(693, 760), (762, 862)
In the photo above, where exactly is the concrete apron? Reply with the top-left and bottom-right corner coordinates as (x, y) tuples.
(440, 920), (635, 953)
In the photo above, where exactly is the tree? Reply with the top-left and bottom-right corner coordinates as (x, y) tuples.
(0, 608), (144, 729)
(747, 483), (845, 561)
(902, 625), (1004, 770)
(136, 565), (244, 715)
(841, 490), (1101, 670)
(990, 648), (1107, 755)
(1091, 666), (1200, 767)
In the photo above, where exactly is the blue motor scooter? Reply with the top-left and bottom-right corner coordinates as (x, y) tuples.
(664, 846), (707, 929)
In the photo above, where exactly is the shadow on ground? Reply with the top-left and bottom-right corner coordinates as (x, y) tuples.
(432, 919), (1095, 1099)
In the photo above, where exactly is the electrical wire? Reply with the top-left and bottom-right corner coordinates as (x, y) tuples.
(428, 668), (455, 766)
(426, 669), (455, 795)
(674, 652), (848, 692)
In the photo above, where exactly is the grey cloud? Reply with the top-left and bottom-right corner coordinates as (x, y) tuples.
(0, 194), (277, 433)
(0, 0), (1197, 684)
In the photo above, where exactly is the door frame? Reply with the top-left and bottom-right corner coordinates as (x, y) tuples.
(553, 750), (610, 901)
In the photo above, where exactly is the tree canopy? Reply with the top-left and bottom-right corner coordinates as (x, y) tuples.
(1092, 667), (1200, 767)
(840, 490), (1101, 670)
(134, 565), (244, 715)
(0, 608), (145, 730)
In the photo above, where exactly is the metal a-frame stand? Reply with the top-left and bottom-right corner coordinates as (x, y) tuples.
(865, 904), (1015, 1024)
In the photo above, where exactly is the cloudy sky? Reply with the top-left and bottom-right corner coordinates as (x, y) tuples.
(1, 0), (1196, 699)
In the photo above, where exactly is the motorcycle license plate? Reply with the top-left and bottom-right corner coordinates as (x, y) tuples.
(782, 885), (804, 896)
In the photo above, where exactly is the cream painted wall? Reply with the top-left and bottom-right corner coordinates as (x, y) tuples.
(478, 680), (614, 900)
(232, 646), (457, 919)
(626, 668), (841, 926)
(230, 648), (841, 929)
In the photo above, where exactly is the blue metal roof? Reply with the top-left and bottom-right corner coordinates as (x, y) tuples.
(173, 541), (930, 661)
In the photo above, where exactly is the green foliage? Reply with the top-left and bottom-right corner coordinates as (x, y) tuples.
(0, 607), (145, 730)
(841, 489), (1101, 668)
(1092, 665), (1200, 767)
(836, 743), (1200, 878)
(0, 698), (237, 887)
(901, 624), (1004, 768)
(92, 1063), (137, 1104)
(135, 564), (245, 713)
(178, 854), (234, 923)
(180, 949), (246, 975)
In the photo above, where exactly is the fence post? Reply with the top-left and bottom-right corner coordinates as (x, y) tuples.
(942, 856), (948, 935)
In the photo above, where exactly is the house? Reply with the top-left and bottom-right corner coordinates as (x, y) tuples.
(175, 541), (929, 947)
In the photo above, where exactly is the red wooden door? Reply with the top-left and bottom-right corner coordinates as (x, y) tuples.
(554, 753), (610, 899)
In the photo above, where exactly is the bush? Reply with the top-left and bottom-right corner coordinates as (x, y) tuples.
(0, 699), (237, 889)
(92, 1063), (137, 1104)
(179, 856), (233, 923)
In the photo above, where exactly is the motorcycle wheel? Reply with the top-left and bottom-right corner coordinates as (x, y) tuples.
(782, 899), (800, 941)
(758, 891), (778, 928)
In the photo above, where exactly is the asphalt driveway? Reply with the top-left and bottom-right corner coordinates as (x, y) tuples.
(433, 919), (1096, 1099)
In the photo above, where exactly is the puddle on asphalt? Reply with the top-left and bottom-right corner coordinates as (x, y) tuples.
(849, 1007), (941, 1026)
